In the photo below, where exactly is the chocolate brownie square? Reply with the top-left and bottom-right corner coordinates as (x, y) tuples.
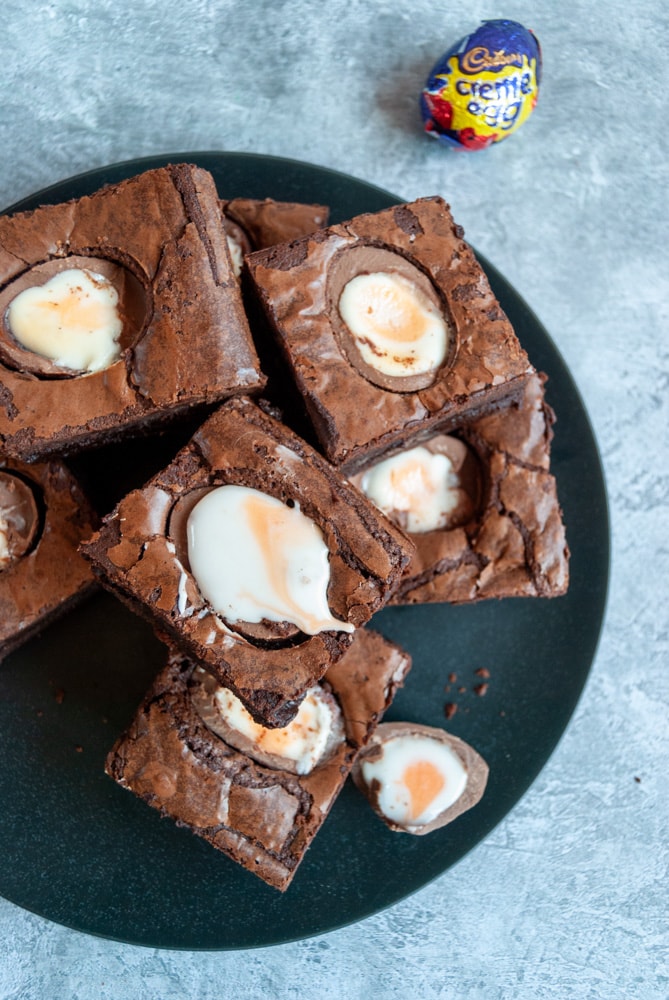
(81, 396), (413, 727)
(245, 196), (534, 472)
(0, 455), (97, 658)
(350, 373), (569, 604)
(0, 164), (265, 461)
(220, 197), (329, 274)
(105, 628), (411, 891)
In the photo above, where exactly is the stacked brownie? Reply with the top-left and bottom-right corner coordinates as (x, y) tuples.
(0, 163), (568, 890)
(106, 629), (411, 891)
(80, 396), (413, 727)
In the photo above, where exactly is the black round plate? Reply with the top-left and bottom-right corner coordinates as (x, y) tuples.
(0, 153), (609, 949)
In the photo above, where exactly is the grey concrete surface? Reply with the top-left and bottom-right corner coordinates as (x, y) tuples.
(0, 2), (667, 997)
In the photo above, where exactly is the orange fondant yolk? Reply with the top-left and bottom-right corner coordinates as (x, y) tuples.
(403, 760), (446, 821)
(389, 460), (436, 505)
(36, 285), (108, 333)
(365, 282), (431, 345)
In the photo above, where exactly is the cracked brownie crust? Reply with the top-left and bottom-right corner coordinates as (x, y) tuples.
(220, 197), (329, 252)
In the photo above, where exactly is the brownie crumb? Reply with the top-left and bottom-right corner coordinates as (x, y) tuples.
(448, 672), (457, 683)
(75, 745), (83, 753)
(473, 683), (489, 697)
(634, 776), (641, 784)
(458, 686), (467, 694)
(444, 702), (458, 720)
(474, 668), (491, 679)
(55, 688), (65, 704)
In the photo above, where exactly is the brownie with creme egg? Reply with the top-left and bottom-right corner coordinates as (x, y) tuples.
(244, 196), (534, 473)
(350, 373), (569, 603)
(81, 396), (413, 728)
(0, 454), (97, 659)
(105, 628), (411, 891)
(0, 164), (265, 461)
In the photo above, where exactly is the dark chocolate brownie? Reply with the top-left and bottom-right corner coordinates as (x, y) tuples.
(244, 196), (534, 472)
(0, 454), (97, 659)
(81, 396), (413, 727)
(220, 197), (329, 256)
(105, 628), (411, 891)
(351, 373), (569, 604)
(0, 164), (265, 461)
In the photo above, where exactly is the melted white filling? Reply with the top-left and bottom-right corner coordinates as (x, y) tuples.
(6, 268), (123, 372)
(186, 485), (353, 635)
(362, 734), (467, 828)
(0, 513), (10, 570)
(209, 682), (339, 775)
(338, 271), (448, 378)
(226, 234), (244, 278)
(359, 446), (461, 533)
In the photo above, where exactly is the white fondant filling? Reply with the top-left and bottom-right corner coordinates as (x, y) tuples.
(186, 485), (353, 635)
(359, 446), (461, 533)
(6, 268), (123, 372)
(0, 513), (10, 569)
(226, 234), (244, 278)
(338, 271), (448, 378)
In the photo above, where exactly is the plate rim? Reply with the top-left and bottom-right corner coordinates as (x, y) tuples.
(0, 151), (610, 950)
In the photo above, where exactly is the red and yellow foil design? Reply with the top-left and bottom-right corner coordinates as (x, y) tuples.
(421, 20), (541, 151)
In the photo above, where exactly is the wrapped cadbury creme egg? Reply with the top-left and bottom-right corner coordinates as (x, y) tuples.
(420, 19), (541, 151)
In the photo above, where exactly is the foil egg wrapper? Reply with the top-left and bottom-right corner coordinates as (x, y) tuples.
(420, 19), (541, 151)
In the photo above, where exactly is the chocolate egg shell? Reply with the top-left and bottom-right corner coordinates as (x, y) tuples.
(420, 19), (541, 151)
(351, 721), (489, 835)
(0, 256), (148, 378)
(0, 471), (40, 568)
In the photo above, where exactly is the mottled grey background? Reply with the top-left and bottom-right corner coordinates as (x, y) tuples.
(1, 1), (667, 998)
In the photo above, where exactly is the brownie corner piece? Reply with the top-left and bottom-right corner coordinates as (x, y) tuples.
(221, 196), (329, 256)
(104, 628), (411, 891)
(81, 395), (413, 727)
(245, 195), (534, 471)
(0, 454), (97, 659)
(0, 163), (265, 461)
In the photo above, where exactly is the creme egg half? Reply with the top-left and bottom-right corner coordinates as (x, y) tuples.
(338, 271), (448, 380)
(353, 722), (489, 835)
(186, 485), (353, 635)
(190, 667), (345, 775)
(6, 267), (123, 373)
